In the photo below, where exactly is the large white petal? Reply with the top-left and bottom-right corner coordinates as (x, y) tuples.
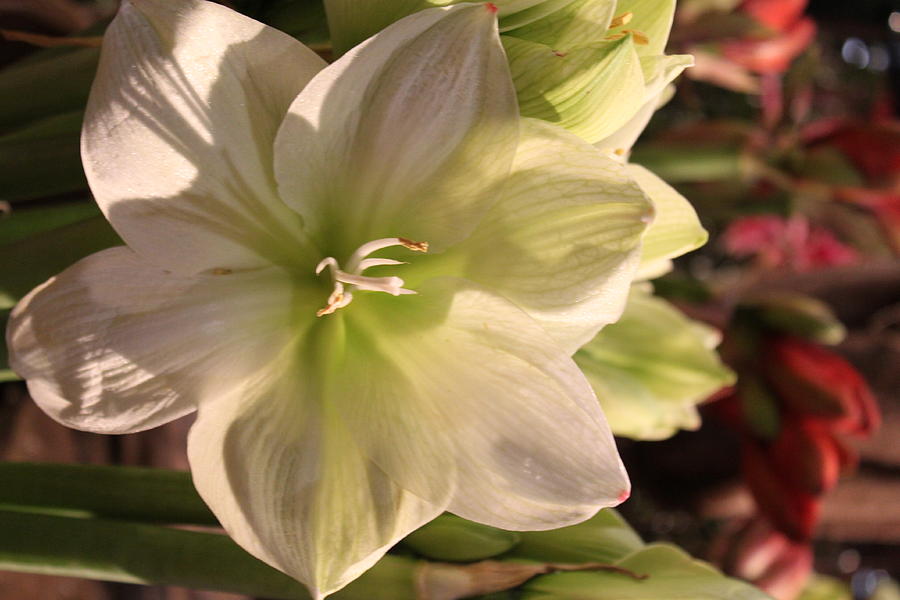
(504, 35), (646, 145)
(594, 55), (693, 156)
(275, 4), (519, 256)
(503, 0), (617, 49)
(325, 0), (555, 55)
(334, 278), (629, 531)
(187, 351), (445, 599)
(83, 0), (326, 274)
(443, 118), (650, 353)
(7, 247), (296, 434)
(627, 164), (707, 279)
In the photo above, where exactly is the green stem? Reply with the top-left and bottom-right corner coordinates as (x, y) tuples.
(0, 510), (418, 599)
(0, 462), (215, 525)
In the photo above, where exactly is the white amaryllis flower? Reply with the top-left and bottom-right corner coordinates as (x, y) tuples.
(7, 0), (653, 596)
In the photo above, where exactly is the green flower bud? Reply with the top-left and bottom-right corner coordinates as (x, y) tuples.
(739, 293), (846, 345)
(403, 515), (520, 562)
(508, 509), (643, 563)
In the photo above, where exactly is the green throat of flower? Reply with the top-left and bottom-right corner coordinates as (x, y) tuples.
(315, 237), (429, 317)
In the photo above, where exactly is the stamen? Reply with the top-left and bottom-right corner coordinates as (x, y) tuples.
(622, 29), (649, 45)
(315, 237), (429, 317)
(609, 12), (633, 28)
(398, 238), (429, 253)
(357, 258), (408, 271)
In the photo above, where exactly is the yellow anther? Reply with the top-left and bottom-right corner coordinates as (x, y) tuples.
(398, 238), (429, 253)
(622, 29), (649, 45)
(609, 12), (633, 28)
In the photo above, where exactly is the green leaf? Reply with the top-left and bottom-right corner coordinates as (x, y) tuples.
(797, 576), (852, 600)
(0, 216), (121, 310)
(403, 514), (520, 562)
(0, 201), (99, 245)
(0, 49), (97, 133)
(508, 509), (643, 564)
(255, 0), (331, 47)
(0, 111), (87, 202)
(575, 287), (735, 441)
(0, 309), (14, 382)
(522, 544), (773, 599)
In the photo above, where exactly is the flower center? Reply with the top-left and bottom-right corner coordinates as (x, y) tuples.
(315, 237), (429, 317)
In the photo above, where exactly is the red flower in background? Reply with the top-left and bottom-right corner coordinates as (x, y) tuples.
(835, 188), (900, 252)
(722, 0), (816, 74)
(723, 215), (859, 271)
(711, 517), (814, 600)
(741, 0), (807, 31)
(805, 120), (900, 252)
(765, 337), (881, 437)
(712, 299), (880, 598)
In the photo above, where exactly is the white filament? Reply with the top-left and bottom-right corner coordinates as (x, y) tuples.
(315, 237), (427, 317)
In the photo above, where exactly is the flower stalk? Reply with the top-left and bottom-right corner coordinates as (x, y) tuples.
(0, 462), (216, 525)
(0, 510), (417, 600)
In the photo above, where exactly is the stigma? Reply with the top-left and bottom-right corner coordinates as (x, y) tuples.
(315, 237), (428, 317)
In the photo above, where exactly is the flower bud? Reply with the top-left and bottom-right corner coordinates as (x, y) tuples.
(508, 509), (643, 564)
(403, 514), (520, 562)
(739, 293), (846, 345)
(713, 516), (814, 600)
(741, 436), (821, 540)
(769, 417), (842, 496)
(736, 374), (781, 440)
(764, 336), (881, 437)
(754, 543), (814, 600)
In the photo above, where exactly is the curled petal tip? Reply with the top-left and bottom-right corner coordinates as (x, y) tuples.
(617, 489), (631, 504)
